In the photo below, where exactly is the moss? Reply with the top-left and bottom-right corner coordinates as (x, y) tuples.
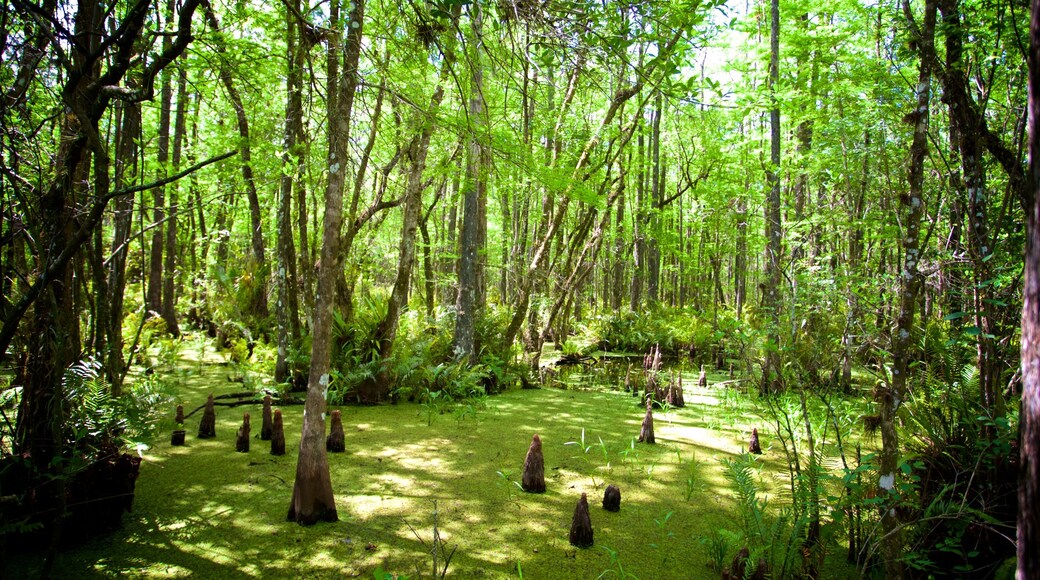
(6, 355), (863, 578)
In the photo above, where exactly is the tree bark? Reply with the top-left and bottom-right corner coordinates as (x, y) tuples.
(1019, 0), (1040, 573)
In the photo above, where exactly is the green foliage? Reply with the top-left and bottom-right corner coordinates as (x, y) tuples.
(597, 545), (639, 579)
(898, 368), (1019, 577)
(326, 301), (524, 408)
(582, 308), (744, 361)
(62, 358), (175, 456)
(697, 529), (736, 573)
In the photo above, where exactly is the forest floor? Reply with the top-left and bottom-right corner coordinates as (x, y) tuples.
(7, 340), (866, 579)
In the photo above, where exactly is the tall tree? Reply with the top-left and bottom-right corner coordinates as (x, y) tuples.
(275, 0), (308, 384)
(288, 0), (365, 524)
(1, 4), (205, 566)
(879, 1), (937, 576)
(761, 0), (783, 394)
(454, 0), (488, 362)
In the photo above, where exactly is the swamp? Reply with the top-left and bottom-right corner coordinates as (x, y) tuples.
(1, 0), (1038, 577)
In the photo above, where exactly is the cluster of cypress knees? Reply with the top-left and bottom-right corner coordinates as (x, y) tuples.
(171, 368), (763, 550)
(518, 433), (614, 549)
(170, 394), (348, 456)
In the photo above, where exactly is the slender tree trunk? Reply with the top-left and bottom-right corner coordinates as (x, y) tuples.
(880, 2), (936, 576)
(454, 1), (487, 362)
(1019, 0), (1040, 574)
(631, 126), (646, 311)
(276, 0), (305, 384)
(612, 160), (626, 311)
(647, 93), (663, 304)
(288, 0), (365, 525)
(761, 0), (783, 394)
(147, 13), (173, 318)
(205, 6), (268, 319)
(734, 194), (747, 320)
(190, 91), (208, 282)
(106, 95), (141, 394)
(162, 63), (187, 338)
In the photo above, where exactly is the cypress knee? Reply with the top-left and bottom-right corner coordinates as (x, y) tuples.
(271, 409), (285, 456)
(729, 546), (750, 580)
(602, 484), (621, 512)
(521, 434), (546, 493)
(638, 399), (655, 444)
(260, 394), (273, 440)
(236, 412), (251, 452)
(749, 428), (762, 454)
(569, 493), (594, 548)
(698, 365), (707, 389)
(171, 404), (186, 445)
(674, 376), (685, 407)
(198, 394), (216, 438)
(326, 410), (345, 453)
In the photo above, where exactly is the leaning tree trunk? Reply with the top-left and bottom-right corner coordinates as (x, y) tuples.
(287, 0), (365, 525)
(367, 78), (448, 401)
(205, 6), (268, 319)
(1019, 0), (1040, 574)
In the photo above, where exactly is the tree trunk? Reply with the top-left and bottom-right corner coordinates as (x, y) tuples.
(1019, 0), (1040, 574)
(647, 92), (663, 304)
(368, 78), (448, 400)
(205, 6), (268, 319)
(761, 0), (783, 395)
(276, 0), (305, 384)
(147, 16), (173, 319)
(288, 0), (365, 525)
(631, 125), (646, 311)
(106, 95), (142, 394)
(734, 194), (748, 320)
(454, 1), (487, 363)
(162, 63), (187, 338)
(939, 0), (1001, 416)
(880, 2), (936, 576)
